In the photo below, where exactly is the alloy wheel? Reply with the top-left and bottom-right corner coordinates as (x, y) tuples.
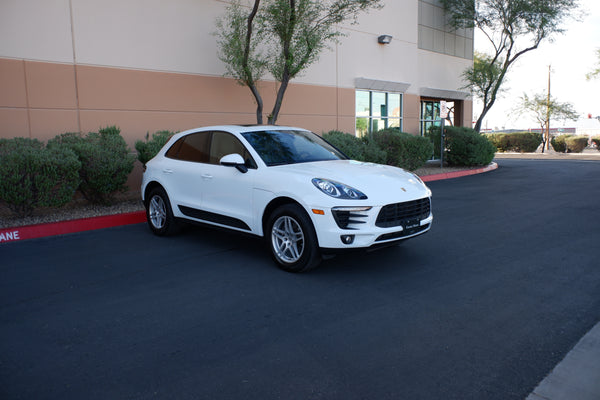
(149, 194), (167, 230)
(271, 215), (305, 264)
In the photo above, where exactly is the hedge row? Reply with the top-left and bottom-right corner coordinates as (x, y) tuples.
(551, 135), (590, 153)
(426, 126), (496, 166)
(325, 127), (496, 169)
(1, 125), (497, 217)
(135, 128), (436, 171)
(0, 138), (80, 217)
(0, 126), (134, 217)
(487, 132), (543, 153)
(323, 129), (433, 171)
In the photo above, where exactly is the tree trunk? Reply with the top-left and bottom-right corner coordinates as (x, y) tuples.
(250, 84), (263, 124)
(474, 105), (492, 133)
(268, 77), (289, 125)
(245, 0), (262, 124)
(268, 0), (295, 125)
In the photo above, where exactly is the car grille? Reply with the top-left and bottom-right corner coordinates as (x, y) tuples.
(375, 197), (431, 228)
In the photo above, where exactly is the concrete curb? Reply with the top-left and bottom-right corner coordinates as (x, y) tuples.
(527, 322), (600, 400)
(0, 211), (146, 244)
(0, 162), (499, 244)
(421, 162), (498, 182)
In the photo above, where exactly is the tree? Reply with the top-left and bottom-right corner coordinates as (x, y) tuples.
(441, 0), (580, 132)
(586, 48), (600, 81)
(215, 0), (382, 125)
(462, 52), (505, 116)
(215, 1), (267, 123)
(516, 92), (578, 152)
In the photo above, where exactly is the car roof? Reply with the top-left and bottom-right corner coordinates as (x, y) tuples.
(177, 125), (309, 136)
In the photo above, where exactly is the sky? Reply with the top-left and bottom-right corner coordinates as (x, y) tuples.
(473, 0), (600, 131)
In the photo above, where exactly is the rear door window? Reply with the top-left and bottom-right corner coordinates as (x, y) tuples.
(166, 132), (210, 163)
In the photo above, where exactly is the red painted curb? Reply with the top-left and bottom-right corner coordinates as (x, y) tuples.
(0, 163), (497, 244)
(0, 211), (146, 244)
(421, 162), (498, 182)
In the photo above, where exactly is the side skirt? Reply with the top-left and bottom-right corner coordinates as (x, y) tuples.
(178, 205), (251, 231)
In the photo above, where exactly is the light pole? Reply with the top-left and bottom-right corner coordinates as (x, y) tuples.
(545, 65), (551, 152)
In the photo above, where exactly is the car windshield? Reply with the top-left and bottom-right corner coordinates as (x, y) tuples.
(241, 129), (347, 166)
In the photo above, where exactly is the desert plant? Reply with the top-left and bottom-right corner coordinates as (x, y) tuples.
(0, 137), (80, 217)
(371, 129), (433, 171)
(135, 130), (176, 165)
(48, 126), (135, 204)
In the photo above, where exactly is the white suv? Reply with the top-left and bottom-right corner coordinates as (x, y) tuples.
(141, 125), (432, 272)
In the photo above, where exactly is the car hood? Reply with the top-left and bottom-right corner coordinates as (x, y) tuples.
(269, 160), (431, 203)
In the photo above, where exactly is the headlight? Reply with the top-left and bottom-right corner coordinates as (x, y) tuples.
(312, 178), (367, 200)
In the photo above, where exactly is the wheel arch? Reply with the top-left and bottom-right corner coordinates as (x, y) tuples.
(143, 181), (165, 204)
(261, 196), (306, 237)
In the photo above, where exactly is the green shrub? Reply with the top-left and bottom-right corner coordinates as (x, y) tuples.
(487, 133), (506, 152)
(550, 134), (588, 153)
(429, 126), (496, 166)
(425, 127), (444, 159)
(322, 131), (387, 164)
(371, 129), (433, 171)
(0, 137), (80, 217)
(135, 130), (176, 165)
(488, 132), (542, 152)
(551, 135), (568, 152)
(48, 126), (135, 204)
(564, 136), (589, 153)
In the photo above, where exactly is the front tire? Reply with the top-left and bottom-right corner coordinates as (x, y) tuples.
(145, 187), (178, 236)
(267, 204), (321, 272)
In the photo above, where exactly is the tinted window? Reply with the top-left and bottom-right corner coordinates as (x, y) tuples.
(241, 130), (346, 166)
(166, 132), (210, 163)
(210, 131), (256, 168)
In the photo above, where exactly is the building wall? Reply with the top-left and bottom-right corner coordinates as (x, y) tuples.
(0, 0), (472, 144)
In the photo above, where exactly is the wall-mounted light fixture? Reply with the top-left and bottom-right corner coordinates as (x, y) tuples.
(377, 35), (393, 44)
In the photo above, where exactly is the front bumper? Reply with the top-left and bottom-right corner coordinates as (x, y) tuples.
(309, 200), (433, 249)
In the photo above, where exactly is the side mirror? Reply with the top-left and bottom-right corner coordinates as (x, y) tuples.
(220, 153), (248, 173)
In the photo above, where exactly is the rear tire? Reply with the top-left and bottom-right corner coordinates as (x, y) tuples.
(267, 204), (321, 272)
(145, 187), (178, 236)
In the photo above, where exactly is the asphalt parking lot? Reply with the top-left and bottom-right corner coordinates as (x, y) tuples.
(1, 158), (599, 400)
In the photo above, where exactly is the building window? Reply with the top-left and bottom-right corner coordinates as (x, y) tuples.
(418, 0), (473, 60)
(420, 99), (455, 136)
(355, 90), (402, 137)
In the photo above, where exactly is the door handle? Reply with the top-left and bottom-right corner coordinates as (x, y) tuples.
(163, 168), (174, 174)
(201, 174), (213, 180)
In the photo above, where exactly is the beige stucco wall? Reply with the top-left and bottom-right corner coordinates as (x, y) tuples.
(0, 58), (357, 145)
(0, 0), (472, 143)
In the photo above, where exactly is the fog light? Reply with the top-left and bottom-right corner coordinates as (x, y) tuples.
(340, 235), (355, 245)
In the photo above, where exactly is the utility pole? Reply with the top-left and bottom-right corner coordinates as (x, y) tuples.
(545, 65), (551, 152)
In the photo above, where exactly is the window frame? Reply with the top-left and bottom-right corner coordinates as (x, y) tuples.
(355, 90), (403, 137)
(419, 99), (455, 136)
(165, 130), (257, 169)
